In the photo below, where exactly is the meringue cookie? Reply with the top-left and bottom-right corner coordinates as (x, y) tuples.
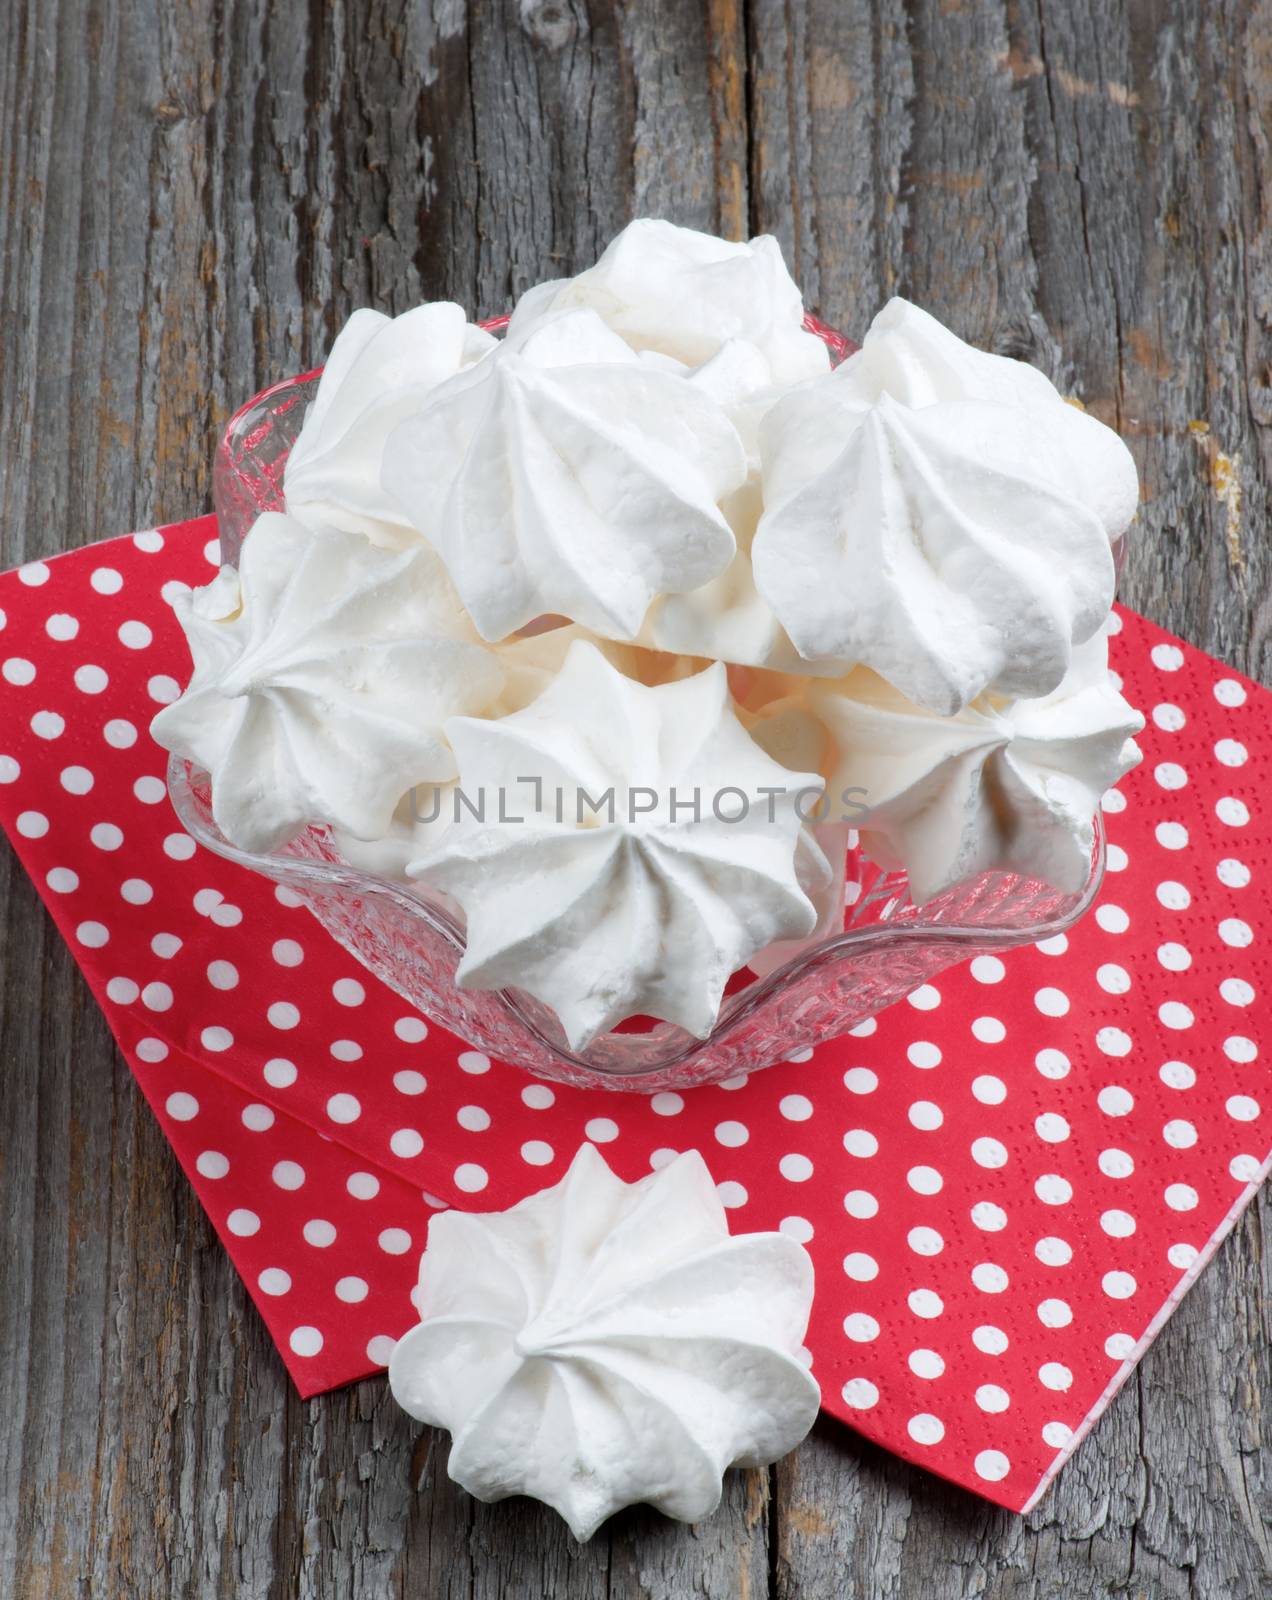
(839, 297), (1139, 541)
(329, 627), (702, 879)
(506, 218), (831, 386)
(755, 386), (1117, 713)
(642, 475), (832, 673)
(407, 640), (825, 1048)
(491, 622), (706, 715)
(284, 302), (497, 550)
(743, 699), (845, 977)
(330, 784), (455, 883)
(742, 686), (825, 765)
(152, 512), (503, 853)
(747, 820), (851, 979)
(641, 343), (848, 672)
(381, 307), (747, 642)
(388, 1143), (819, 1541)
(812, 634), (1143, 903)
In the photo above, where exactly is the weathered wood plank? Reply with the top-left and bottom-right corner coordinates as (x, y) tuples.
(753, 2), (1272, 1594)
(2, 0), (1271, 1596)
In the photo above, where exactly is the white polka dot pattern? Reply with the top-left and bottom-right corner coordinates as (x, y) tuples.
(0, 528), (1268, 1513)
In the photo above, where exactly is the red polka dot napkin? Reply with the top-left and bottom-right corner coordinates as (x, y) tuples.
(1, 515), (1269, 1514)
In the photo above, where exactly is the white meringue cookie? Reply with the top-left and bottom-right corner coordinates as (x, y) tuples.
(330, 784), (455, 883)
(188, 562), (243, 622)
(840, 297), (1139, 540)
(284, 302), (497, 549)
(407, 640), (825, 1049)
(505, 217), (831, 386)
(755, 386), (1117, 713)
(152, 512), (504, 853)
(381, 307), (747, 642)
(747, 819), (850, 979)
(641, 343), (848, 673)
(812, 633), (1143, 903)
(755, 296), (1137, 712)
(329, 620), (704, 881)
(641, 473), (858, 675)
(388, 1143), (819, 1541)
(742, 699), (845, 977)
(683, 338), (781, 464)
(640, 477), (809, 671)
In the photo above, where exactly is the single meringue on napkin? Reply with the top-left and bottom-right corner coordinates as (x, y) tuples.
(151, 511), (503, 853)
(811, 633), (1144, 904)
(284, 302), (497, 550)
(388, 1143), (819, 1541)
(505, 217), (831, 386)
(406, 640), (827, 1049)
(381, 307), (747, 642)
(754, 297), (1133, 714)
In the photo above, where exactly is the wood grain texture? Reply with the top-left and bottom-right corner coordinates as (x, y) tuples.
(2, 0), (1271, 1595)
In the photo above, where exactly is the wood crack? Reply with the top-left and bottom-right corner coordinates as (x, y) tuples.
(2, 2), (1272, 1595)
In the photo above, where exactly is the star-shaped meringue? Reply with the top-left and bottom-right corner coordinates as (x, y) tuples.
(381, 308), (747, 642)
(407, 640), (826, 1048)
(756, 389), (1117, 714)
(812, 634), (1143, 903)
(152, 511), (503, 852)
(388, 1143), (819, 1541)
(505, 217), (832, 385)
(284, 302), (497, 550)
(836, 296), (1140, 541)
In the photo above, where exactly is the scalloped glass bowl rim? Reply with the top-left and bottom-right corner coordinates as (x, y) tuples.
(169, 752), (1107, 1077)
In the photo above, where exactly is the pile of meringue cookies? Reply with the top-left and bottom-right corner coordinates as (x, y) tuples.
(154, 218), (1145, 1052)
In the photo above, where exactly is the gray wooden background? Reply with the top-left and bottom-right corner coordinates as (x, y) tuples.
(3, 1), (1272, 1595)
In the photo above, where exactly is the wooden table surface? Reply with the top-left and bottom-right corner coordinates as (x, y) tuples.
(4, 2), (1272, 1595)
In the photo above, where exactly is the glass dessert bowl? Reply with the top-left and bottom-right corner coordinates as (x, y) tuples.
(171, 321), (1109, 1093)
